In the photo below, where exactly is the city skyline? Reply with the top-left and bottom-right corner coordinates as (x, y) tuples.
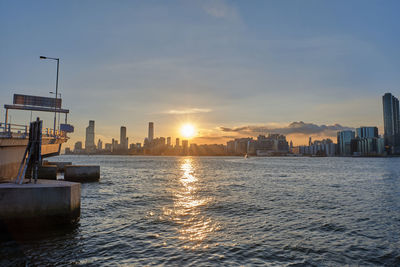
(1, 1), (400, 147)
(73, 119), (354, 150)
(66, 90), (389, 149)
(68, 90), (396, 157)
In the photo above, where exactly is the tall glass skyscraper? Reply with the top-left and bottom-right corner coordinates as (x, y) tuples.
(382, 93), (400, 152)
(120, 126), (127, 151)
(337, 130), (355, 156)
(148, 122), (154, 142)
(356, 127), (378, 139)
(85, 120), (95, 151)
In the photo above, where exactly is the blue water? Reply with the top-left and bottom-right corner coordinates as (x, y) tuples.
(1, 156), (400, 266)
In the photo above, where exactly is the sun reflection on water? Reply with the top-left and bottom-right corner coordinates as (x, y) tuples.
(162, 157), (218, 250)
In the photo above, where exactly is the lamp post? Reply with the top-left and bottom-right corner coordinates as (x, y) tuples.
(40, 56), (59, 136)
(50, 91), (61, 130)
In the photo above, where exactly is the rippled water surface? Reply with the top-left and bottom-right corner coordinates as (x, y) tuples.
(2, 156), (400, 266)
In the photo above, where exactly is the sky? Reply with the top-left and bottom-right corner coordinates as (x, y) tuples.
(1, 0), (400, 148)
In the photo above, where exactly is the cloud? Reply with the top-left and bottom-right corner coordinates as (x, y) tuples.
(162, 108), (212, 115)
(201, 0), (239, 19)
(219, 121), (354, 136)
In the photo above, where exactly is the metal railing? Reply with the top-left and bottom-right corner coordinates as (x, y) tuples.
(0, 122), (67, 139)
(0, 123), (28, 137)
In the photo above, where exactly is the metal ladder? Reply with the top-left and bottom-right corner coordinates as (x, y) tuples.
(15, 118), (42, 184)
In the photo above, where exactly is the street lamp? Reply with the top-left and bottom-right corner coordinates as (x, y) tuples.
(40, 56), (60, 136)
(49, 91), (61, 98)
(50, 91), (61, 130)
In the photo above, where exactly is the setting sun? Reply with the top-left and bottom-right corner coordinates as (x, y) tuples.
(180, 124), (196, 138)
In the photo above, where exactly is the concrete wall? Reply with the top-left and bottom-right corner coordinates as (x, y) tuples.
(0, 180), (80, 229)
(64, 165), (100, 182)
(38, 165), (58, 180)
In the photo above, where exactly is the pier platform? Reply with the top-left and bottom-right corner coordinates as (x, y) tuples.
(65, 165), (100, 182)
(43, 161), (72, 172)
(0, 179), (80, 231)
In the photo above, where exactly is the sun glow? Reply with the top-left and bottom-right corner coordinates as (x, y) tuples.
(180, 124), (196, 138)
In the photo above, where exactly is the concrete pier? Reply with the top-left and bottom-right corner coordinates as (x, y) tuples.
(43, 161), (72, 172)
(0, 180), (80, 230)
(38, 165), (58, 180)
(64, 165), (100, 182)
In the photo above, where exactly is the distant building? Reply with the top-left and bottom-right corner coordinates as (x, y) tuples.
(248, 139), (257, 154)
(120, 126), (128, 151)
(74, 141), (83, 153)
(182, 140), (189, 154)
(356, 137), (384, 156)
(97, 139), (103, 150)
(182, 140), (188, 147)
(159, 137), (165, 146)
(226, 138), (252, 155)
(377, 138), (385, 155)
(255, 134), (289, 156)
(226, 140), (235, 154)
(382, 93), (400, 154)
(112, 138), (118, 152)
(144, 138), (149, 149)
(337, 130), (355, 156)
(147, 137), (167, 155)
(189, 144), (226, 156)
(235, 138), (253, 155)
(85, 120), (96, 152)
(226, 134), (289, 156)
(297, 138), (336, 156)
(105, 143), (112, 152)
(167, 137), (171, 146)
(356, 127), (378, 139)
(148, 122), (154, 142)
(353, 126), (383, 156)
(175, 138), (180, 147)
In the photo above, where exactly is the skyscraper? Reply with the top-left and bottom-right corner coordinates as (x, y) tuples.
(120, 126), (128, 150)
(337, 130), (355, 156)
(85, 120), (95, 151)
(356, 127), (378, 139)
(382, 93), (400, 153)
(148, 122), (154, 142)
(175, 138), (180, 147)
(112, 138), (118, 152)
(97, 139), (103, 150)
(167, 137), (171, 146)
(74, 141), (83, 152)
(182, 140), (189, 155)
